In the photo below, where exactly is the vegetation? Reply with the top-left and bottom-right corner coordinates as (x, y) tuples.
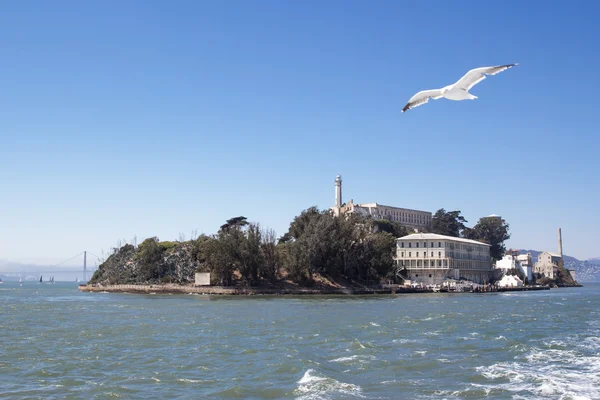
(90, 206), (512, 287)
(90, 207), (400, 287)
(463, 217), (511, 261)
(430, 209), (468, 237)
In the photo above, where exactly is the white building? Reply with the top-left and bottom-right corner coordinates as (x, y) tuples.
(498, 274), (523, 288)
(394, 233), (493, 285)
(330, 175), (431, 230)
(516, 253), (533, 281)
(495, 253), (532, 282)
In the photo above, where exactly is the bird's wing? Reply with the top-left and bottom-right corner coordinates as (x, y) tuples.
(453, 64), (518, 91)
(402, 89), (444, 112)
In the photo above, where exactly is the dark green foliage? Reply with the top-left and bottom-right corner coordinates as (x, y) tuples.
(430, 209), (468, 237)
(463, 217), (510, 261)
(373, 219), (409, 238)
(278, 207), (396, 284)
(220, 216), (249, 231)
(137, 237), (164, 281)
(158, 241), (179, 252)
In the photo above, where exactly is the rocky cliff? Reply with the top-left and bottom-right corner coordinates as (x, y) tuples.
(89, 240), (199, 285)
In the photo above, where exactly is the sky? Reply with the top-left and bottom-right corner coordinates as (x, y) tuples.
(1, 0), (599, 268)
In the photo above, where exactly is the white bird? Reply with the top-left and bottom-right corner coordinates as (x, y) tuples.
(402, 64), (518, 113)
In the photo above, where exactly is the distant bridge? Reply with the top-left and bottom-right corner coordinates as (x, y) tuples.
(0, 251), (100, 282)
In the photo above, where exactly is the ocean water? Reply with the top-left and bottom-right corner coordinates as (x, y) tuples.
(1, 282), (599, 399)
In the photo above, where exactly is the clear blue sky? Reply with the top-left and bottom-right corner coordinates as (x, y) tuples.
(1, 0), (599, 266)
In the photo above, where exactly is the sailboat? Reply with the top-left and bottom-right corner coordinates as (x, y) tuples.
(75, 276), (80, 283)
(39, 275), (43, 284)
(19, 277), (22, 286)
(0, 278), (3, 284)
(48, 276), (55, 284)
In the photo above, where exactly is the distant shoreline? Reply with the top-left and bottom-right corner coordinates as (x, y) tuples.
(77, 283), (555, 296)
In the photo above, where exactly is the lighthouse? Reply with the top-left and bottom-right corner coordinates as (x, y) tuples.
(333, 175), (342, 216)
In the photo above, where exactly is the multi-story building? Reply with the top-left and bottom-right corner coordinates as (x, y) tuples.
(329, 175), (431, 230)
(394, 233), (493, 285)
(534, 251), (562, 279)
(533, 228), (566, 280)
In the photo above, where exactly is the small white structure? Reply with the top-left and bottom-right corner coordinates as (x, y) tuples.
(498, 274), (523, 288)
(496, 253), (532, 282)
(194, 272), (211, 286)
(516, 253), (533, 281)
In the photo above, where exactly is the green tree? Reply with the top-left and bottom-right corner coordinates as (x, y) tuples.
(239, 222), (264, 284)
(464, 217), (511, 261)
(280, 206), (323, 242)
(260, 227), (280, 281)
(372, 219), (409, 238)
(430, 209), (468, 237)
(137, 237), (164, 281)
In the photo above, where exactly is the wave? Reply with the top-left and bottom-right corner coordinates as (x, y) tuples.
(475, 345), (600, 399)
(330, 355), (376, 363)
(295, 369), (363, 399)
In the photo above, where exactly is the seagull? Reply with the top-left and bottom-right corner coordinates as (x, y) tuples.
(402, 64), (518, 113)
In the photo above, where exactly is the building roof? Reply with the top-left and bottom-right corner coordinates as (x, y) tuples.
(546, 252), (562, 258)
(357, 203), (431, 214)
(397, 233), (491, 246)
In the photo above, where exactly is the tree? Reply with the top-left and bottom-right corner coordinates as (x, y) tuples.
(372, 219), (408, 238)
(464, 217), (511, 261)
(239, 222), (264, 284)
(430, 209), (468, 237)
(281, 206), (323, 241)
(260, 228), (280, 281)
(220, 216), (249, 231)
(137, 237), (164, 281)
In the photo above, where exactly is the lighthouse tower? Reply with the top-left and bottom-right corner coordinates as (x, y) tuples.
(333, 175), (342, 216)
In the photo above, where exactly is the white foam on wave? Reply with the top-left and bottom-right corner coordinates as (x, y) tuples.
(295, 369), (364, 399)
(494, 336), (507, 341)
(475, 344), (600, 399)
(178, 378), (202, 383)
(369, 322), (380, 327)
(330, 355), (376, 363)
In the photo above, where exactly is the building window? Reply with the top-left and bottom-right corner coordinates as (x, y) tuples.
(429, 274), (432, 278)
(416, 252), (419, 257)
(416, 242), (419, 248)
(431, 242), (434, 248)
(409, 243), (412, 248)
(424, 242), (427, 247)
(438, 242), (441, 247)
(401, 252), (404, 257)
(409, 252), (411, 257)
(431, 252), (434, 257)
(401, 242), (404, 248)
(438, 251), (441, 257)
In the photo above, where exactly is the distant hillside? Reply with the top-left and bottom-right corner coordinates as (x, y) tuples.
(518, 250), (600, 282)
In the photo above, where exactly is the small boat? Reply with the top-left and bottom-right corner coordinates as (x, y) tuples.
(39, 275), (43, 284)
(0, 278), (3, 284)
(75, 277), (79, 283)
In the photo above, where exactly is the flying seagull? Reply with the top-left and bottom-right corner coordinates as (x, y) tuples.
(402, 64), (518, 113)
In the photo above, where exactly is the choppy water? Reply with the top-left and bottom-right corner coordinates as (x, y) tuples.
(1, 282), (599, 399)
